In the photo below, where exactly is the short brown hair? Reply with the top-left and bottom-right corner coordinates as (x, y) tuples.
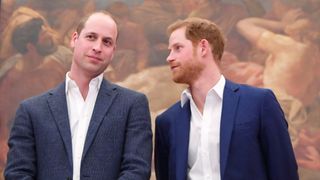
(76, 11), (118, 36)
(167, 17), (225, 61)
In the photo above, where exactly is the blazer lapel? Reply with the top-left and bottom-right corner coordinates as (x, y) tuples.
(175, 101), (191, 180)
(220, 80), (239, 178)
(47, 82), (73, 167)
(82, 79), (118, 157)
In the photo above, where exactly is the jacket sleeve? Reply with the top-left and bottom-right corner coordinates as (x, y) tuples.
(4, 103), (36, 180)
(118, 94), (153, 180)
(154, 115), (169, 180)
(260, 89), (299, 180)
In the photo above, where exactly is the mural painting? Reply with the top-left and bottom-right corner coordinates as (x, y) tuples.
(0, 0), (319, 179)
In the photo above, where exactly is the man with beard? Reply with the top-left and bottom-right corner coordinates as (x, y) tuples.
(0, 18), (68, 171)
(154, 17), (298, 180)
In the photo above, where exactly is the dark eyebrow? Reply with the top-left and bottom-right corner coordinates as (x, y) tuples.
(103, 37), (115, 45)
(169, 42), (181, 49)
(84, 32), (114, 42)
(103, 37), (113, 41)
(84, 32), (97, 36)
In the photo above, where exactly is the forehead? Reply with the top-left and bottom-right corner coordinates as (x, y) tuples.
(168, 27), (189, 46)
(82, 13), (117, 39)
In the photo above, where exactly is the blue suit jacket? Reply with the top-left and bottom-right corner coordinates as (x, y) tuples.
(5, 79), (152, 180)
(155, 80), (298, 180)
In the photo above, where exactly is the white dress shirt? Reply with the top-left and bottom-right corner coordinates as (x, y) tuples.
(181, 75), (225, 180)
(65, 73), (103, 180)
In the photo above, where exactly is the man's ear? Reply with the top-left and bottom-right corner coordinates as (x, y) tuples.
(199, 39), (210, 56)
(70, 32), (78, 48)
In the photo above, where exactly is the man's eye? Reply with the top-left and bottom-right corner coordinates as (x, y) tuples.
(86, 35), (95, 40)
(103, 40), (112, 47)
(175, 46), (182, 51)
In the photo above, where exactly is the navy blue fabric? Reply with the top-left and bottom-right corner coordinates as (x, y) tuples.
(155, 80), (298, 180)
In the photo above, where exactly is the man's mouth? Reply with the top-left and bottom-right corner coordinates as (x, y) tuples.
(87, 55), (102, 61)
(170, 64), (179, 71)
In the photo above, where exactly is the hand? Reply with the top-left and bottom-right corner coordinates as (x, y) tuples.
(281, 8), (305, 26)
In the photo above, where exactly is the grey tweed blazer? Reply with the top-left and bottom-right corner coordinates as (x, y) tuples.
(5, 79), (153, 180)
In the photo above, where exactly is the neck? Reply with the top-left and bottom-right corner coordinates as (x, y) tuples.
(189, 65), (221, 113)
(69, 65), (95, 100)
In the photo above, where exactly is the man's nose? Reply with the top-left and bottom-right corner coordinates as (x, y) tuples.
(166, 51), (174, 63)
(92, 41), (102, 53)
